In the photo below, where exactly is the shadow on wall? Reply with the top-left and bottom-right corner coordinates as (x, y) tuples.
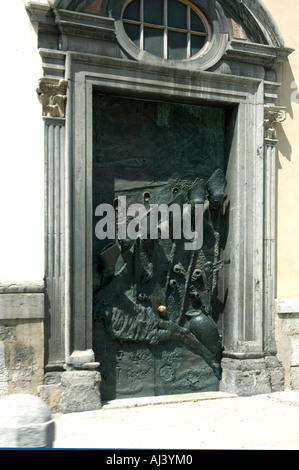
(276, 60), (297, 165)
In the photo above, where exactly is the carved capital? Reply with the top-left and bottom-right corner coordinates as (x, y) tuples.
(37, 78), (68, 118)
(264, 105), (286, 142)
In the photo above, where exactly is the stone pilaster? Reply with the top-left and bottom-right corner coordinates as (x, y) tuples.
(38, 78), (68, 370)
(220, 105), (287, 396)
(263, 105), (286, 391)
(37, 77), (102, 412)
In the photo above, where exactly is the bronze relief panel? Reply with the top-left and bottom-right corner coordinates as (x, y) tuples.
(92, 94), (226, 399)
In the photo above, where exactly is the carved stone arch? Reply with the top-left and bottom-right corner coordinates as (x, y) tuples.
(219, 0), (285, 47)
(50, 0), (286, 49)
(49, 0), (111, 15)
(45, 0), (292, 72)
(49, 0), (95, 10)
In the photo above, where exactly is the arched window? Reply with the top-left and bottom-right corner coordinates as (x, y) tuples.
(122, 0), (211, 60)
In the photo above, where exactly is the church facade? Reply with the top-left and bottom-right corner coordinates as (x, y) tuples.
(0, 0), (299, 412)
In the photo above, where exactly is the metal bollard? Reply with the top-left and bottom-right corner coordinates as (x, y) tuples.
(0, 394), (55, 448)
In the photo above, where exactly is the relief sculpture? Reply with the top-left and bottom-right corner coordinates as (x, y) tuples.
(93, 168), (226, 385)
(92, 95), (226, 398)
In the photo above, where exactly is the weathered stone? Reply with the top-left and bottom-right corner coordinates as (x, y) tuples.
(0, 320), (44, 397)
(0, 394), (55, 448)
(0, 293), (44, 320)
(291, 366), (299, 390)
(289, 336), (299, 366)
(281, 313), (299, 336)
(220, 358), (272, 396)
(265, 355), (285, 392)
(61, 371), (101, 413)
(67, 349), (99, 369)
(44, 371), (63, 385)
(38, 384), (62, 414)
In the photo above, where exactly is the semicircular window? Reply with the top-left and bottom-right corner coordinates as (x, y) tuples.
(122, 0), (211, 60)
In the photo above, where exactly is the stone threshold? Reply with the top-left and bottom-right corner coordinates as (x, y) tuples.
(102, 391), (237, 410)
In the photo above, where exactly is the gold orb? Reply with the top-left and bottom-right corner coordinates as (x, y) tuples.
(158, 305), (167, 315)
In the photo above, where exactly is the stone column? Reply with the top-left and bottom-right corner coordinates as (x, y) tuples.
(220, 104), (286, 396)
(263, 105), (286, 390)
(37, 77), (101, 412)
(37, 78), (67, 371)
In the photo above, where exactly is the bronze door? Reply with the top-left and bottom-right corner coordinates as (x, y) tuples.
(93, 94), (226, 400)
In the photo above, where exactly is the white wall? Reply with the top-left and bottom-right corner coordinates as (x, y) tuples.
(263, 0), (299, 299)
(0, 0), (46, 283)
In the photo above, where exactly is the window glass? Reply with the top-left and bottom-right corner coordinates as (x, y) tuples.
(167, 0), (187, 29)
(123, 0), (210, 61)
(123, 0), (140, 21)
(124, 23), (140, 47)
(191, 34), (206, 56)
(191, 10), (205, 32)
(144, 0), (164, 25)
(144, 27), (164, 58)
(168, 31), (187, 60)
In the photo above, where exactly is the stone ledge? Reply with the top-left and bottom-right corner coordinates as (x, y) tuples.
(275, 298), (299, 314)
(0, 293), (44, 320)
(0, 281), (44, 294)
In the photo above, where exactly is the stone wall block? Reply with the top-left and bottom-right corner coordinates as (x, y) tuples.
(265, 356), (285, 391)
(38, 384), (62, 414)
(220, 358), (272, 396)
(291, 367), (299, 390)
(289, 336), (299, 366)
(281, 314), (299, 336)
(60, 370), (101, 413)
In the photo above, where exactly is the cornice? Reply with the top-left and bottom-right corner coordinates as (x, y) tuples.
(26, 1), (293, 76)
(224, 40), (293, 70)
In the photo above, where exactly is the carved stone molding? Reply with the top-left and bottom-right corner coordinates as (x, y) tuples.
(264, 105), (286, 142)
(37, 78), (68, 118)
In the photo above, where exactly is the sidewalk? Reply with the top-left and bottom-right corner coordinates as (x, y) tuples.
(53, 391), (299, 450)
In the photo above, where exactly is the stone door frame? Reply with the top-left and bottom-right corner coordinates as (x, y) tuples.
(66, 53), (272, 393)
(26, 2), (293, 409)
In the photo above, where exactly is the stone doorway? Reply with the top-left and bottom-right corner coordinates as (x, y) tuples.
(92, 94), (227, 399)
(25, 0), (292, 413)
